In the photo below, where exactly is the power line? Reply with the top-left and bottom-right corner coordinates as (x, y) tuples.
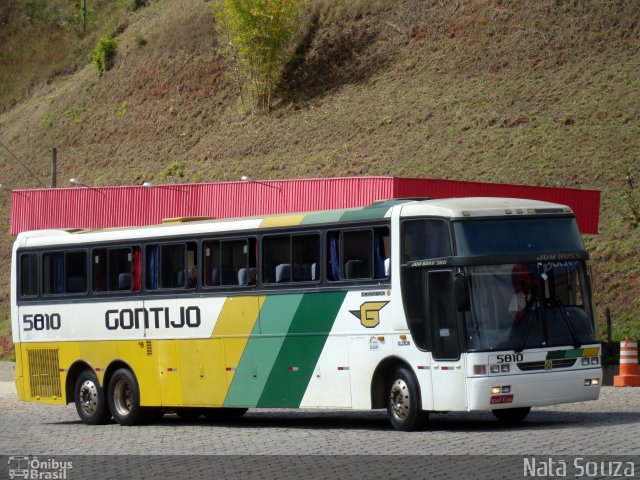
(0, 140), (47, 188)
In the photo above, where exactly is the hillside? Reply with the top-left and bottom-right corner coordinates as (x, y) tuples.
(0, 0), (639, 357)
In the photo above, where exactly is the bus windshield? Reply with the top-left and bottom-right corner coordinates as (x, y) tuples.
(462, 261), (596, 351)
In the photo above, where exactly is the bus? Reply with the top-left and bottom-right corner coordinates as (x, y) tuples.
(10, 197), (602, 431)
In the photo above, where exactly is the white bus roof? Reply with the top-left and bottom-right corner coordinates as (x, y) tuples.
(14, 197), (572, 248)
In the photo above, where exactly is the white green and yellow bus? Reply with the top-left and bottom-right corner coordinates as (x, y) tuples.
(11, 197), (602, 431)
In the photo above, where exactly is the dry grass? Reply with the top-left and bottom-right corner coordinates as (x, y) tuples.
(0, 0), (639, 353)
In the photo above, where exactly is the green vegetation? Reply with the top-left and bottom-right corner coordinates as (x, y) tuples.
(213, 0), (308, 113)
(159, 160), (186, 180)
(0, 0), (150, 110)
(91, 36), (118, 74)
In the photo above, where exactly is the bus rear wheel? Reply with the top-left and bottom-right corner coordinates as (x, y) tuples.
(492, 407), (530, 424)
(108, 368), (143, 426)
(74, 370), (111, 425)
(386, 367), (426, 431)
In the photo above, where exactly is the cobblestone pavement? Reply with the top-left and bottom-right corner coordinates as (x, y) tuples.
(0, 386), (638, 457)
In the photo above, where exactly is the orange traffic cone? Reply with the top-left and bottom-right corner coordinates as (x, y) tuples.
(613, 338), (640, 387)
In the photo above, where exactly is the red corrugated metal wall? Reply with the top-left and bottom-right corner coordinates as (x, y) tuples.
(9, 177), (599, 234)
(393, 178), (600, 234)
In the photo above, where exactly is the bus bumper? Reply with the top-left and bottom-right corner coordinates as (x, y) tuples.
(467, 367), (602, 411)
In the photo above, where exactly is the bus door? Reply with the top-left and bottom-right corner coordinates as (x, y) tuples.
(427, 270), (467, 411)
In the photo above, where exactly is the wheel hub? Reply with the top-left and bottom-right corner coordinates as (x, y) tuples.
(79, 380), (98, 415)
(389, 378), (410, 419)
(113, 379), (132, 417)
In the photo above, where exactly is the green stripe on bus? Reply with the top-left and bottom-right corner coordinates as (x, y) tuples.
(223, 294), (303, 407)
(338, 206), (391, 222)
(257, 291), (347, 408)
(546, 348), (583, 360)
(300, 210), (346, 225)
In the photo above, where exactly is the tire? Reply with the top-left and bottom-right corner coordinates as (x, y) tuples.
(108, 368), (143, 426)
(492, 407), (531, 424)
(203, 408), (248, 421)
(386, 367), (426, 431)
(74, 369), (111, 425)
(175, 408), (204, 420)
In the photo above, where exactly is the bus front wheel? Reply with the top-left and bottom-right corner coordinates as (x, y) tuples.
(386, 367), (426, 431)
(492, 407), (530, 424)
(108, 368), (143, 426)
(74, 370), (111, 425)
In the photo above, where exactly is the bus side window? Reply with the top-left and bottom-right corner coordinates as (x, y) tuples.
(94, 247), (135, 292)
(204, 238), (254, 287)
(43, 251), (87, 295)
(327, 228), (387, 281)
(263, 234), (320, 284)
(342, 230), (372, 280)
(19, 253), (39, 297)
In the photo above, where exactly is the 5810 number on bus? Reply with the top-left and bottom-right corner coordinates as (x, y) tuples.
(22, 313), (61, 331)
(496, 353), (524, 363)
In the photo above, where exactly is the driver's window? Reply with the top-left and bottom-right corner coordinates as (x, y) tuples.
(402, 219), (451, 263)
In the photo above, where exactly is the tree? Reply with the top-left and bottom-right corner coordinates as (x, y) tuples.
(213, 0), (307, 113)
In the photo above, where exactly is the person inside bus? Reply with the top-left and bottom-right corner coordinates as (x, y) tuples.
(509, 263), (536, 326)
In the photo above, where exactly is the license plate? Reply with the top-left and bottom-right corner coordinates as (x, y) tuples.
(490, 394), (514, 404)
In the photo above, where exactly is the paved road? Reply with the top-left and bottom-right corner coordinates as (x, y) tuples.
(0, 362), (640, 478)
(0, 385), (638, 456)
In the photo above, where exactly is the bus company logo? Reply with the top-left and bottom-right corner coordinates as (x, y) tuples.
(8, 456), (72, 479)
(350, 301), (389, 328)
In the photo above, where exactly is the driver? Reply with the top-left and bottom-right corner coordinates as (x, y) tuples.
(509, 263), (535, 326)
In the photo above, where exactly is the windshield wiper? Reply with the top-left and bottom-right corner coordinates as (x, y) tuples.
(514, 292), (539, 353)
(552, 296), (581, 349)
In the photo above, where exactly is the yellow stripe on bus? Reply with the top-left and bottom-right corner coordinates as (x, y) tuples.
(259, 214), (305, 228)
(582, 347), (600, 357)
(211, 296), (266, 400)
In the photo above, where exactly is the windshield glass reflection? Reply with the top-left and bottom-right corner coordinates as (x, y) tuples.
(464, 261), (596, 351)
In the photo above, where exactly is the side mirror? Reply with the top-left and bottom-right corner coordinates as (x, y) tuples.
(454, 273), (470, 312)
